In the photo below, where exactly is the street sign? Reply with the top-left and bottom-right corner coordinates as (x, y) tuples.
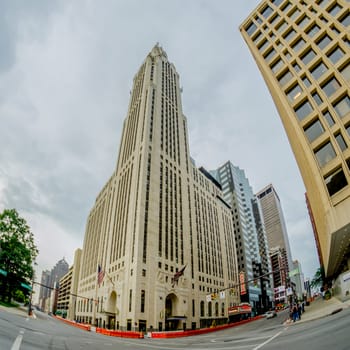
(240, 271), (247, 295)
(21, 282), (32, 291)
(0, 268), (7, 276)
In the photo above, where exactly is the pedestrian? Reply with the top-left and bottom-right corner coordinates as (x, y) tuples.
(292, 304), (298, 322)
(298, 303), (302, 320)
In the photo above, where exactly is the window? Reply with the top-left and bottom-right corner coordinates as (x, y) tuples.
(253, 31), (263, 44)
(313, 92), (323, 105)
(246, 22), (257, 36)
(302, 75), (311, 87)
(333, 95), (350, 118)
(261, 6), (273, 19)
(306, 24), (321, 37)
(271, 58), (284, 73)
(292, 38), (306, 52)
(328, 4), (343, 17)
(281, 1), (292, 12)
(200, 301), (205, 317)
(321, 77), (341, 97)
(340, 13), (350, 27)
(301, 49), (316, 65)
(315, 142), (336, 167)
(311, 62), (328, 80)
(327, 46), (345, 64)
(272, 0), (283, 6)
(304, 119), (325, 142)
(323, 110), (335, 126)
(316, 0), (330, 8)
(141, 290), (145, 313)
(255, 16), (263, 24)
(293, 62), (301, 72)
(330, 25), (341, 34)
(276, 20), (288, 33)
(129, 289), (132, 312)
(287, 84), (303, 102)
(284, 29), (297, 42)
(298, 15), (310, 28)
(335, 133), (347, 151)
(283, 50), (291, 60)
(289, 8), (301, 20)
(279, 70), (293, 86)
(340, 64), (350, 83)
(325, 168), (348, 196)
(317, 34), (332, 50)
(320, 15), (328, 24)
(258, 39), (269, 52)
(264, 48), (276, 62)
(270, 14), (280, 25)
(295, 100), (313, 120)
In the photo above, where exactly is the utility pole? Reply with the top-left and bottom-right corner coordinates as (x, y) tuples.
(28, 279), (34, 316)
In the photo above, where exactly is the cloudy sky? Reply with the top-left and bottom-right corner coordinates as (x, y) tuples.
(0, 0), (319, 284)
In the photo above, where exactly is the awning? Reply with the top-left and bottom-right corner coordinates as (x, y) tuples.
(166, 316), (187, 321)
(101, 311), (116, 316)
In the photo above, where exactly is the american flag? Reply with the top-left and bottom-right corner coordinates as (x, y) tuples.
(171, 265), (186, 287)
(97, 264), (105, 286)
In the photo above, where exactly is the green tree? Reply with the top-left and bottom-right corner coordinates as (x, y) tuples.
(310, 266), (324, 290)
(0, 209), (39, 302)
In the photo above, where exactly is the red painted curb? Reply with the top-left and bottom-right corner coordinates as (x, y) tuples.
(151, 316), (263, 338)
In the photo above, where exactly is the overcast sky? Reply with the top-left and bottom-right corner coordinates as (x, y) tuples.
(0, 0), (319, 284)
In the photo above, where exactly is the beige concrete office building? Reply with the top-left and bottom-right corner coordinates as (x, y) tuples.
(75, 45), (240, 331)
(57, 249), (82, 320)
(240, 0), (350, 279)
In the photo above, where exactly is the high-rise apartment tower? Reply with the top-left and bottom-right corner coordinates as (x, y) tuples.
(241, 0), (350, 279)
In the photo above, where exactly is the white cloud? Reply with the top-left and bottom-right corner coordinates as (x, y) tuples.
(0, 0), (319, 281)
(25, 211), (81, 272)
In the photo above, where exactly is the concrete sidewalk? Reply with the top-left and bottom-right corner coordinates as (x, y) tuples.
(0, 304), (31, 318)
(284, 296), (350, 325)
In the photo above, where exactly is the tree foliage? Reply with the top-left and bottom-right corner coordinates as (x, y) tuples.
(310, 266), (324, 289)
(0, 209), (39, 302)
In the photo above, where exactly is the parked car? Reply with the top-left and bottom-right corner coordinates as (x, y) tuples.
(266, 310), (277, 319)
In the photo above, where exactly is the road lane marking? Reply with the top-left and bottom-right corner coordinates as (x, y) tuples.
(252, 331), (282, 350)
(11, 329), (25, 350)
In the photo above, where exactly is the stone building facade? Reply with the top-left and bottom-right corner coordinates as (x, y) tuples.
(75, 45), (240, 331)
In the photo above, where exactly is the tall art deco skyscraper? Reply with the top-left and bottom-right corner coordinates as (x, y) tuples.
(240, 0), (350, 279)
(76, 45), (239, 331)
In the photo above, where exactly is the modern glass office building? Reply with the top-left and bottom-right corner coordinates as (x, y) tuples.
(211, 162), (273, 313)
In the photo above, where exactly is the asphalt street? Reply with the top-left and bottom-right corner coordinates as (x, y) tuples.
(1, 306), (350, 349)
